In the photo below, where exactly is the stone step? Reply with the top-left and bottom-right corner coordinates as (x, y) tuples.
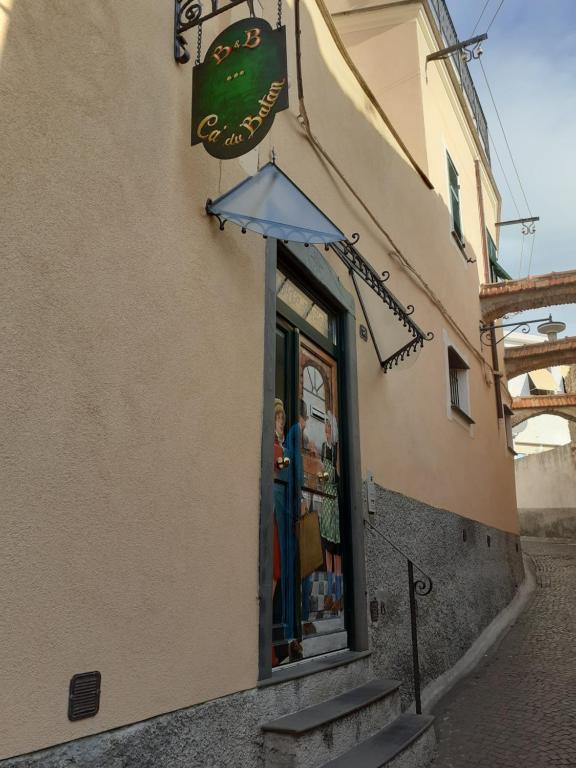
(262, 678), (402, 768)
(320, 714), (436, 768)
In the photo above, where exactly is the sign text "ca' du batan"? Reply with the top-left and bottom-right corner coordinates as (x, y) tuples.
(191, 18), (289, 160)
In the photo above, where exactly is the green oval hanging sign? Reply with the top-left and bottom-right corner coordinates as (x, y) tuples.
(191, 18), (289, 159)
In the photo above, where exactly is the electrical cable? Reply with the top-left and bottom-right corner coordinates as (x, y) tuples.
(485, 0), (506, 33)
(527, 231), (537, 275)
(479, 59), (533, 217)
(295, 0), (503, 375)
(488, 128), (522, 219)
(471, 0), (493, 36)
(518, 231), (525, 276)
(296, 99), (492, 372)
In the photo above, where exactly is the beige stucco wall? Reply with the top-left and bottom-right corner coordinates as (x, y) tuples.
(0, 0), (517, 758)
(336, 15), (429, 174)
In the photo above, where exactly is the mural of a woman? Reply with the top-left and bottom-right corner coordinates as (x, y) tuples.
(273, 400), (285, 595)
(320, 411), (343, 614)
(272, 398), (304, 664)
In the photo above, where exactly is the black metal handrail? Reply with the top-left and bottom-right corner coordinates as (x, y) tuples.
(426, 0), (490, 163)
(365, 518), (433, 714)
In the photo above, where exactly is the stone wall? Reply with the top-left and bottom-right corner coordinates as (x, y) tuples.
(365, 486), (524, 706)
(516, 443), (576, 538)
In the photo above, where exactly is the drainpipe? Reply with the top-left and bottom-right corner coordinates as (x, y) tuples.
(475, 159), (503, 420)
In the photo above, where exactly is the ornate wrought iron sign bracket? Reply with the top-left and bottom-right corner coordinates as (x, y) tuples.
(175, 0), (255, 63)
(479, 315), (552, 346)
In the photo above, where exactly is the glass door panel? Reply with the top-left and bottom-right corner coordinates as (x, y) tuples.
(299, 337), (347, 658)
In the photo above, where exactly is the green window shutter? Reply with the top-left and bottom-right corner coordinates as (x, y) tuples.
(486, 230), (497, 262)
(447, 153), (462, 241)
(486, 230), (511, 281)
(493, 260), (512, 281)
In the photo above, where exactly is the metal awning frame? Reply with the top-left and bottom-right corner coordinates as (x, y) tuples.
(205, 163), (434, 372)
(329, 237), (434, 372)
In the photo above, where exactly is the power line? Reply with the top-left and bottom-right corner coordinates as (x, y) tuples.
(487, 128), (522, 218)
(527, 231), (537, 275)
(471, 0), (492, 36)
(485, 0), (506, 33)
(479, 58), (533, 217)
(518, 230), (525, 276)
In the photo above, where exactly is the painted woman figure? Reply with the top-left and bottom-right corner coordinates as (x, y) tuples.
(319, 411), (343, 614)
(272, 398), (303, 663)
(273, 400), (285, 598)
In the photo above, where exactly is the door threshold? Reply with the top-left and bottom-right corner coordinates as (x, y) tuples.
(258, 649), (371, 688)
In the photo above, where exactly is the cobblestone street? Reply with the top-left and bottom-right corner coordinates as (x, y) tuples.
(432, 538), (576, 767)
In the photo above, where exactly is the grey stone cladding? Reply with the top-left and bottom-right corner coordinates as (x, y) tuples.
(1, 486), (524, 767)
(365, 485), (524, 708)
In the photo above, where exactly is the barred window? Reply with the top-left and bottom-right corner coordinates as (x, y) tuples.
(448, 346), (474, 424)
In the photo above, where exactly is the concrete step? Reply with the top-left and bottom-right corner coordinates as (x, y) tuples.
(320, 714), (436, 768)
(262, 678), (402, 768)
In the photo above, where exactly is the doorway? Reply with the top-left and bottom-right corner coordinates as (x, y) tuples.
(272, 267), (348, 666)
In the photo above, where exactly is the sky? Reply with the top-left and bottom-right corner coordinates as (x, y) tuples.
(447, 0), (576, 336)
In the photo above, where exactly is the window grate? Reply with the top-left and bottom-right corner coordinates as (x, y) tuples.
(449, 367), (460, 408)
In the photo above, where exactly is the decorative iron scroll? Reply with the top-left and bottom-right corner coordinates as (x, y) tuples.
(479, 315), (552, 347)
(175, 0), (256, 63)
(413, 573), (433, 597)
(329, 238), (434, 372)
(426, 0), (490, 163)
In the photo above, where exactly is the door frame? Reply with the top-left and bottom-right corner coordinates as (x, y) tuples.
(258, 238), (368, 680)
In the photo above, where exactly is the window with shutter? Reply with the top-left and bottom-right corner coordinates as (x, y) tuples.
(487, 229), (511, 282)
(447, 153), (463, 244)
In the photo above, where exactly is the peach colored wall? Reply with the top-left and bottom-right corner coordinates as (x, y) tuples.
(0, 0), (517, 758)
(328, 1), (515, 522)
(337, 18), (429, 174)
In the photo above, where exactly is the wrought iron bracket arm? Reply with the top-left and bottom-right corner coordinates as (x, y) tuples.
(479, 315), (552, 346)
(174, 0), (256, 63)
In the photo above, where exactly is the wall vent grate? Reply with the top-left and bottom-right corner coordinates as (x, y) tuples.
(68, 672), (101, 721)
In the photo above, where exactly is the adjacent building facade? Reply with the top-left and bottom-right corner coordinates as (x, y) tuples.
(1, 0), (526, 765)
(513, 360), (576, 538)
(507, 331), (571, 455)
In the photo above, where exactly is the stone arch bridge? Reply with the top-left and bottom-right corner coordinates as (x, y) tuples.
(510, 395), (576, 428)
(504, 336), (576, 378)
(481, 270), (576, 323)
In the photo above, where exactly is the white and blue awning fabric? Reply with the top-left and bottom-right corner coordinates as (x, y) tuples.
(206, 162), (433, 371)
(206, 162), (345, 244)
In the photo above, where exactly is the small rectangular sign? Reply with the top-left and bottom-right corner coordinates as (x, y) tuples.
(366, 470), (376, 515)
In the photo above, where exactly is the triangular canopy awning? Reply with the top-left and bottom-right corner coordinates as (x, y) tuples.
(206, 163), (434, 371)
(206, 162), (345, 244)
